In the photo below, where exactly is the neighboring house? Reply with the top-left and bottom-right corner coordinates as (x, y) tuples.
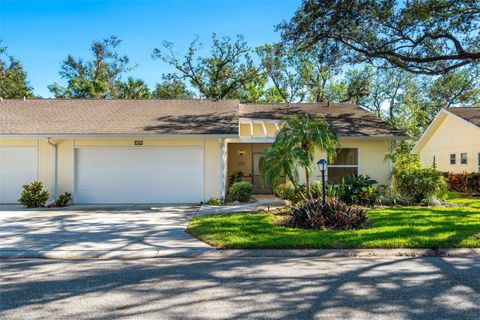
(0, 99), (405, 204)
(412, 107), (480, 174)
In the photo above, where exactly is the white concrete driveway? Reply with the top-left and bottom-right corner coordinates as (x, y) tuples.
(0, 205), (212, 259)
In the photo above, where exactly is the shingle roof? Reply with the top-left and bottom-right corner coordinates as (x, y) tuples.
(240, 103), (405, 137)
(448, 107), (480, 127)
(0, 99), (405, 138)
(0, 99), (239, 135)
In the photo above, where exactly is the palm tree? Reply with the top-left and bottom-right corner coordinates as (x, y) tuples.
(259, 114), (339, 200)
(116, 77), (151, 99)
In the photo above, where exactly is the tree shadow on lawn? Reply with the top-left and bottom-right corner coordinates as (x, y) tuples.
(189, 205), (480, 248)
(1, 257), (479, 319)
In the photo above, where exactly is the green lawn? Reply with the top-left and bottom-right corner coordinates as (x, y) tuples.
(187, 194), (480, 249)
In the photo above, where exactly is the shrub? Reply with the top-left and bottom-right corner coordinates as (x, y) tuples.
(334, 174), (378, 205)
(274, 183), (298, 202)
(274, 181), (324, 203)
(207, 197), (223, 206)
(448, 172), (470, 192)
(227, 181), (253, 202)
(470, 173), (480, 193)
(448, 172), (480, 193)
(291, 198), (367, 230)
(228, 171), (244, 188)
(18, 181), (50, 208)
(375, 185), (414, 206)
(393, 155), (447, 203)
(55, 192), (72, 207)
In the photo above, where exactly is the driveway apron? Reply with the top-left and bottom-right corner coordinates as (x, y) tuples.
(0, 205), (213, 259)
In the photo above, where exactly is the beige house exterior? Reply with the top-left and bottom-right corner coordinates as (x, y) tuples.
(412, 108), (480, 173)
(0, 99), (405, 204)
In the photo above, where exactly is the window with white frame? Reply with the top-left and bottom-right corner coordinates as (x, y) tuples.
(328, 148), (359, 183)
(450, 154), (456, 165)
(461, 153), (468, 164)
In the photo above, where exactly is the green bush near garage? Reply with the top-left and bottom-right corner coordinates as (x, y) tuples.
(18, 181), (50, 208)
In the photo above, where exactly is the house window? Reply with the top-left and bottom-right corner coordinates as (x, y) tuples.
(478, 153), (480, 172)
(450, 154), (456, 165)
(461, 153), (468, 164)
(328, 148), (358, 183)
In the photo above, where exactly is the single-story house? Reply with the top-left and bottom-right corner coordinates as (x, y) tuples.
(412, 107), (480, 173)
(0, 99), (405, 204)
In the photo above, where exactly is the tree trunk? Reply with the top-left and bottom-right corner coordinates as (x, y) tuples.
(288, 174), (308, 201)
(305, 168), (312, 200)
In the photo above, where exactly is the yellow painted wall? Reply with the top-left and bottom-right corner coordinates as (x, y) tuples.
(303, 139), (392, 185)
(1, 136), (393, 202)
(0, 137), (223, 203)
(0, 139), (37, 147)
(417, 114), (480, 173)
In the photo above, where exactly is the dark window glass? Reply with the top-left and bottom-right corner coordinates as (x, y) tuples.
(332, 148), (358, 165)
(461, 153), (468, 164)
(450, 154), (456, 165)
(328, 167), (358, 184)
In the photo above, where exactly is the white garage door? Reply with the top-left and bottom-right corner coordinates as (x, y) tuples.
(0, 147), (38, 203)
(75, 148), (204, 204)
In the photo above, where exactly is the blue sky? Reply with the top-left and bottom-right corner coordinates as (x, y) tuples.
(0, 0), (300, 97)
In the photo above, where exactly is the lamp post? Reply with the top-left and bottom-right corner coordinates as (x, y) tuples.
(317, 159), (328, 205)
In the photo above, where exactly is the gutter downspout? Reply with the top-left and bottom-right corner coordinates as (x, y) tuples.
(46, 138), (57, 206)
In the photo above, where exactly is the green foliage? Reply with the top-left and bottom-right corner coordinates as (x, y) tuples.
(0, 43), (34, 98)
(55, 192), (72, 207)
(256, 43), (307, 102)
(393, 155), (447, 203)
(153, 34), (260, 100)
(274, 182), (323, 204)
(280, 0), (480, 75)
(228, 171), (244, 188)
(273, 183), (298, 202)
(334, 174), (378, 206)
(291, 198), (367, 230)
(116, 77), (151, 99)
(207, 197), (223, 206)
(153, 73), (195, 99)
(227, 181), (253, 203)
(49, 35), (133, 98)
(18, 181), (50, 208)
(259, 115), (339, 200)
(188, 194), (480, 249)
(375, 185), (414, 206)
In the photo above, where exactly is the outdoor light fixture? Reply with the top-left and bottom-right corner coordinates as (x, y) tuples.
(238, 149), (246, 158)
(317, 159), (328, 205)
(317, 159), (327, 172)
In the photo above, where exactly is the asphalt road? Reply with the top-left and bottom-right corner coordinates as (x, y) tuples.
(1, 257), (479, 319)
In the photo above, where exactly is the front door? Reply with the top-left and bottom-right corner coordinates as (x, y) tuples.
(252, 153), (272, 194)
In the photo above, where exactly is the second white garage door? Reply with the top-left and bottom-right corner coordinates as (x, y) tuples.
(75, 147), (204, 204)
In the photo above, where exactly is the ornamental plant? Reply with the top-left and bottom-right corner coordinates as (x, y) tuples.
(18, 181), (50, 208)
(392, 155), (447, 203)
(227, 181), (253, 203)
(259, 115), (339, 201)
(448, 172), (480, 193)
(291, 198), (367, 230)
